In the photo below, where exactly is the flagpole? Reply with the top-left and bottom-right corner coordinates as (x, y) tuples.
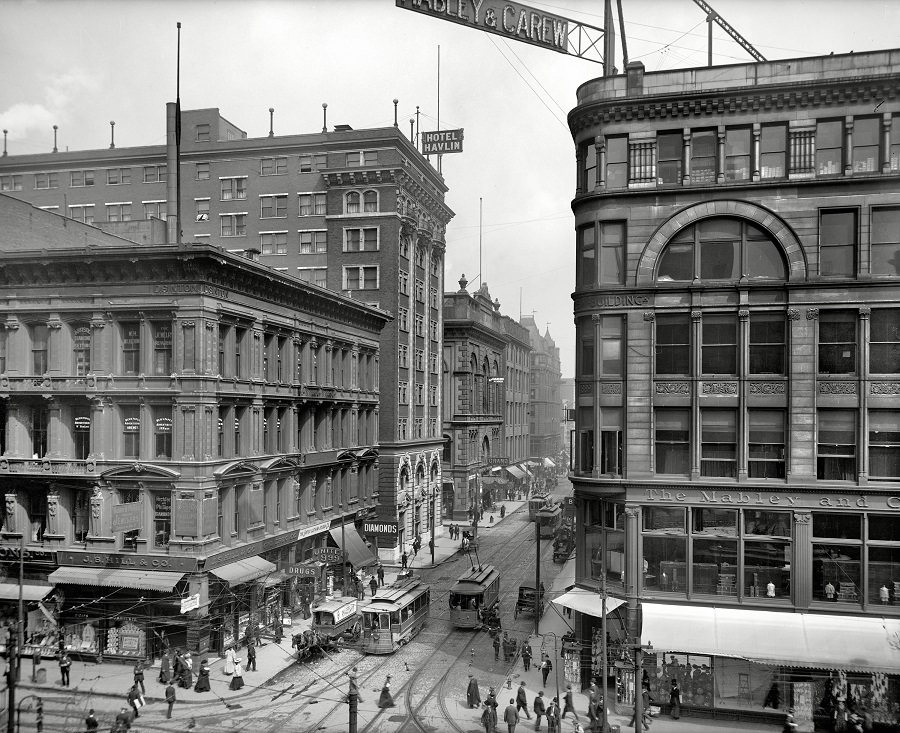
(175, 22), (182, 245)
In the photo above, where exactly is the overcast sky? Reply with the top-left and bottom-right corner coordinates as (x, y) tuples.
(2, 0), (899, 374)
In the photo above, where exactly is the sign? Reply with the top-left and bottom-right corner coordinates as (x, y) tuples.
(111, 501), (143, 533)
(297, 521), (331, 541)
(361, 521), (398, 536)
(486, 457), (509, 466)
(286, 565), (319, 577)
(180, 593), (201, 613)
(397, 0), (569, 55)
(0, 547), (55, 565)
(422, 129), (464, 155)
(57, 550), (199, 572)
(312, 547), (344, 564)
(332, 600), (357, 624)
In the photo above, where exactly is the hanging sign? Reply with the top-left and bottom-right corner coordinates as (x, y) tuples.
(312, 547), (344, 564)
(180, 593), (201, 613)
(111, 501), (143, 533)
(422, 129), (464, 154)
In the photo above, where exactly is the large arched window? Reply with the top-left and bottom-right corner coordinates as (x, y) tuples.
(345, 191), (360, 214)
(363, 190), (378, 212)
(656, 217), (786, 283)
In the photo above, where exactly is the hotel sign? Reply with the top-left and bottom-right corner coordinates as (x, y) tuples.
(396, 0), (569, 56)
(422, 129), (464, 155)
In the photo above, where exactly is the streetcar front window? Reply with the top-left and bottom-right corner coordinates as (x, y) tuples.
(362, 613), (373, 629)
(390, 612), (400, 625)
(379, 613), (390, 630)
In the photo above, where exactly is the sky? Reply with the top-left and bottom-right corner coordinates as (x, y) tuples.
(2, 0), (899, 375)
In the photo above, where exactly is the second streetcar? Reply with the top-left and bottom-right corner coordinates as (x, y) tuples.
(448, 564), (500, 629)
(359, 576), (430, 654)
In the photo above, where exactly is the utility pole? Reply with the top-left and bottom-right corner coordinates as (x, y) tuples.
(430, 486), (435, 566)
(7, 533), (25, 733)
(630, 636), (654, 729)
(599, 571), (611, 733)
(534, 519), (541, 637)
(348, 680), (358, 733)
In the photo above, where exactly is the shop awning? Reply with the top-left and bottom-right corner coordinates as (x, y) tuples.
(507, 466), (527, 480)
(0, 582), (54, 602)
(640, 603), (900, 675)
(208, 556), (277, 586)
(543, 457), (556, 468)
(48, 567), (185, 592)
(329, 524), (378, 569)
(552, 588), (625, 617)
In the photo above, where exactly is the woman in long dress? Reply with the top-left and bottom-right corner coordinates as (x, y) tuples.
(224, 647), (235, 676)
(229, 658), (244, 691)
(377, 674), (394, 708)
(179, 652), (194, 689)
(158, 650), (172, 684)
(466, 674), (482, 708)
(194, 660), (211, 693)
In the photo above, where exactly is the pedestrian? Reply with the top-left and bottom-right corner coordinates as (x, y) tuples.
(504, 698), (520, 733)
(482, 702), (495, 733)
(501, 505), (506, 519)
(346, 666), (363, 702)
(428, 538), (435, 556)
(669, 678), (682, 719)
(133, 660), (146, 695)
(562, 684), (578, 721)
(587, 683), (603, 728)
(274, 623), (284, 645)
(179, 651), (194, 688)
(467, 673), (483, 708)
(194, 659), (211, 692)
(58, 651), (71, 687)
(486, 687), (499, 732)
(516, 681), (532, 719)
(165, 680), (176, 719)
(378, 674), (395, 708)
(84, 708), (99, 731)
(113, 707), (133, 733)
(540, 655), (552, 688)
(32, 646), (41, 682)
(401, 551), (408, 569)
(377, 563), (385, 586)
(628, 687), (652, 731)
(522, 642), (533, 672)
(127, 683), (143, 719)
(229, 657), (244, 690)
(546, 697), (561, 733)
(533, 691), (546, 731)
(370, 576), (378, 596)
(247, 641), (257, 672)
(493, 634), (502, 661)
(502, 632), (512, 662)
(159, 649), (172, 683)
(224, 646), (236, 675)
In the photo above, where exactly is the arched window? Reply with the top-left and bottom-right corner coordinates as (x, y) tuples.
(363, 190), (378, 212)
(345, 191), (360, 214)
(482, 357), (490, 412)
(656, 217), (786, 283)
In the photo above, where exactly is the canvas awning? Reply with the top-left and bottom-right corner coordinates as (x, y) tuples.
(640, 603), (900, 674)
(208, 556), (276, 586)
(0, 582), (54, 602)
(552, 588), (625, 617)
(507, 466), (527, 480)
(543, 457), (556, 468)
(329, 524), (378, 569)
(48, 567), (185, 592)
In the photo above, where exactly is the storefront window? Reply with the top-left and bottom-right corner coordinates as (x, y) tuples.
(60, 621), (101, 654)
(647, 653), (713, 709)
(692, 538), (737, 595)
(867, 545), (900, 605)
(743, 539), (790, 600)
(692, 508), (737, 535)
(643, 535), (686, 594)
(812, 544), (861, 603)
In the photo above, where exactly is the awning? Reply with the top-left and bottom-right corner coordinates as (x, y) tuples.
(329, 524), (378, 569)
(640, 603), (900, 675)
(552, 588), (625, 617)
(48, 567), (185, 592)
(0, 582), (54, 602)
(507, 466), (527, 480)
(208, 556), (276, 586)
(543, 457), (556, 468)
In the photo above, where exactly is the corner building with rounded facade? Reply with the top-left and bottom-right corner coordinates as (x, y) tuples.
(567, 49), (900, 728)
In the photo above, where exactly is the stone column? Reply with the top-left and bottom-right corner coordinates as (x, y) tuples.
(751, 123), (761, 181)
(624, 503), (642, 642)
(792, 511), (812, 610)
(716, 126), (726, 184)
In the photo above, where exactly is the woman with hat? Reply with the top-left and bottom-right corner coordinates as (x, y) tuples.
(229, 656), (245, 690)
(194, 659), (211, 693)
(378, 674), (395, 708)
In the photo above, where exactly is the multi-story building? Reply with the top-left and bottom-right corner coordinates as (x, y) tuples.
(566, 50), (900, 727)
(502, 312), (532, 473)
(0, 106), (454, 562)
(521, 316), (562, 464)
(0, 194), (389, 661)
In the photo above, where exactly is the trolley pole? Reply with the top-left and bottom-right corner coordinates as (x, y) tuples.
(534, 519), (541, 637)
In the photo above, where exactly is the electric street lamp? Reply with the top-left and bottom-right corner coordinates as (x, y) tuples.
(541, 631), (561, 711)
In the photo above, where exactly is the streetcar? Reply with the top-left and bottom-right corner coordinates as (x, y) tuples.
(449, 564), (500, 629)
(359, 576), (430, 654)
(535, 503), (563, 539)
(528, 493), (550, 521)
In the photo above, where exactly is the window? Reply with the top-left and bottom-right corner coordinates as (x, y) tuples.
(260, 194), (288, 218)
(430, 287), (439, 309)
(599, 408), (623, 476)
(606, 135), (627, 189)
(750, 313), (785, 375)
(346, 150), (377, 167)
(690, 129), (717, 183)
(221, 214), (247, 237)
(413, 348), (423, 371)
(760, 123), (787, 178)
(399, 238), (410, 259)
(415, 279), (425, 302)
(196, 163), (210, 180)
(430, 353), (437, 375)
(143, 201), (166, 220)
(345, 227), (378, 251)
(31, 324), (48, 374)
(299, 192), (326, 216)
(345, 191), (360, 213)
(597, 316), (623, 376)
(299, 230), (327, 254)
(580, 336), (594, 376)
(701, 409), (737, 478)
(234, 328), (245, 378)
(195, 199), (210, 222)
(578, 223), (596, 287)
(870, 309), (900, 374)
(154, 407), (172, 459)
(599, 221), (625, 285)
(363, 190), (378, 212)
(122, 322), (140, 374)
(414, 417), (424, 437)
(582, 139), (598, 191)
(106, 203), (132, 222)
(122, 405), (141, 459)
(260, 157), (288, 175)
(73, 323), (91, 375)
(702, 315), (737, 375)
(260, 232), (287, 255)
(70, 170), (95, 187)
(870, 207), (900, 276)
(398, 381), (408, 403)
(725, 127), (751, 181)
(153, 493), (171, 548)
(655, 314), (690, 375)
(143, 165), (166, 183)
(655, 408), (690, 474)
(852, 117), (880, 173)
(819, 208), (857, 277)
(0, 175), (22, 191)
(414, 314), (424, 337)
(816, 119), (843, 175)
(399, 344), (409, 368)
(749, 410), (785, 478)
(429, 384), (437, 406)
(221, 177), (247, 200)
(657, 131), (683, 184)
(299, 154), (327, 173)
(399, 270), (409, 295)
(73, 406), (91, 460)
(398, 417), (408, 440)
(34, 172), (58, 189)
(398, 307), (409, 331)
(429, 319), (437, 339)
(343, 265), (378, 290)
(195, 124), (210, 142)
(817, 410), (856, 480)
(869, 411), (900, 480)
(152, 322), (172, 375)
(415, 384), (424, 405)
(818, 310), (856, 374)
(298, 267), (327, 287)
(0, 330), (5, 373)
(68, 204), (95, 225)
(31, 406), (48, 458)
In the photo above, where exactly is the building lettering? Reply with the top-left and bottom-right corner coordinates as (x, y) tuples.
(644, 489), (892, 510)
(153, 283), (229, 298)
(594, 294), (651, 308)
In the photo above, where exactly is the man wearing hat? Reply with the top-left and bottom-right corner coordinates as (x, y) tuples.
(561, 684), (578, 722)
(533, 691), (546, 730)
(468, 674), (483, 708)
(516, 681), (532, 719)
(504, 697), (521, 733)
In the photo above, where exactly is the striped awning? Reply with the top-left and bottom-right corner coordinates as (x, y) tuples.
(48, 567), (185, 592)
(0, 582), (54, 602)
(507, 466), (526, 479)
(208, 556), (277, 586)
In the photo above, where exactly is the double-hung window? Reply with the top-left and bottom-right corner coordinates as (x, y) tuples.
(819, 209), (857, 277)
(701, 409), (737, 478)
(724, 127), (751, 181)
(260, 157), (287, 175)
(870, 207), (900, 276)
(221, 177), (247, 200)
(818, 310), (856, 374)
(221, 214), (246, 237)
(606, 136), (627, 189)
(260, 194), (287, 218)
(852, 117), (880, 173)
(343, 266), (378, 290)
(817, 410), (856, 480)
(655, 314), (690, 375)
(870, 309), (900, 374)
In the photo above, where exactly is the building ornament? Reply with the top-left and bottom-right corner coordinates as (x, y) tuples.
(656, 382), (690, 394)
(871, 383), (900, 395)
(643, 311), (655, 322)
(806, 308), (819, 320)
(819, 381), (857, 395)
(691, 311), (702, 321)
(786, 309), (800, 321)
(749, 382), (786, 395)
(702, 382), (739, 395)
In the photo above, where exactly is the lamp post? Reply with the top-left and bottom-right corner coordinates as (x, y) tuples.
(541, 631), (561, 711)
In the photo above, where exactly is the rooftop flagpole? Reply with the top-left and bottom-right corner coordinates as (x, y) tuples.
(176, 22), (182, 245)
